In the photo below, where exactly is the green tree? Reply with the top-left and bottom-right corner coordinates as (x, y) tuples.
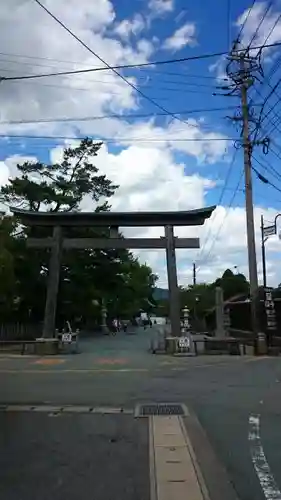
(0, 138), (157, 324)
(1, 138), (116, 212)
(0, 216), (17, 316)
(214, 269), (249, 300)
(180, 283), (216, 317)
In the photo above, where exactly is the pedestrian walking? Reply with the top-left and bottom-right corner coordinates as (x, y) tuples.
(112, 318), (118, 335)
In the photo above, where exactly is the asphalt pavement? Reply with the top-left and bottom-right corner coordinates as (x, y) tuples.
(0, 326), (281, 500)
(0, 412), (149, 500)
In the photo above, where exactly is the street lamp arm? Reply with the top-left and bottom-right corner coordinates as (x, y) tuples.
(274, 213), (281, 231)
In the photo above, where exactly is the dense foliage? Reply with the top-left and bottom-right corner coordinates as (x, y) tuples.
(0, 139), (157, 325)
(154, 268), (250, 319)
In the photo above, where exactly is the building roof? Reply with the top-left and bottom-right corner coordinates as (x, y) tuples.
(10, 206), (216, 227)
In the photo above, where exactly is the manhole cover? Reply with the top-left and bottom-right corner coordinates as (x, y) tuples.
(135, 403), (188, 417)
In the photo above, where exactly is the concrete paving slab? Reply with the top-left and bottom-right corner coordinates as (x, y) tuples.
(151, 416), (206, 500)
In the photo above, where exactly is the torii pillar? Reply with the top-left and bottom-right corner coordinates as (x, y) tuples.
(165, 225), (181, 337)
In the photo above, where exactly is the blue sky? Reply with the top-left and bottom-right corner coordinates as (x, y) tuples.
(1, 0), (281, 285)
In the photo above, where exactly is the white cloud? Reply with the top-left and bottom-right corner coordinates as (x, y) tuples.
(236, 2), (281, 56)
(114, 14), (145, 40)
(211, 3), (281, 82)
(0, 0), (155, 138)
(163, 23), (197, 51)
(1, 0), (279, 289)
(148, 0), (174, 16)
(2, 143), (281, 288)
(0, 162), (9, 187)
(114, 119), (228, 164)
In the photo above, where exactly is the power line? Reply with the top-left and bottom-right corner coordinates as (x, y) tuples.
(29, 1), (211, 137)
(2, 40), (281, 82)
(269, 142), (281, 162)
(29, 0), (228, 137)
(248, 1), (273, 48)
(252, 154), (281, 183)
(0, 54), (223, 81)
(236, 0), (257, 43)
(0, 64), (217, 89)
(258, 12), (281, 54)
(0, 133), (236, 142)
(252, 160), (281, 194)
(0, 56), (231, 83)
(197, 167), (243, 272)
(252, 84), (281, 136)
(0, 105), (245, 125)
(195, 149), (238, 266)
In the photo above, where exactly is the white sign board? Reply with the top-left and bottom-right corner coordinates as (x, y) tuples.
(62, 333), (72, 343)
(178, 337), (190, 349)
(140, 312), (148, 321)
(264, 225), (276, 237)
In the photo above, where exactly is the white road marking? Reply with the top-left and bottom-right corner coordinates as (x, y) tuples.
(248, 414), (281, 500)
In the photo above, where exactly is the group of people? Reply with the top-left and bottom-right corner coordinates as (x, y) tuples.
(110, 316), (157, 334)
(111, 318), (129, 334)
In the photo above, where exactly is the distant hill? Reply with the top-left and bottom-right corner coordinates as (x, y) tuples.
(153, 287), (169, 301)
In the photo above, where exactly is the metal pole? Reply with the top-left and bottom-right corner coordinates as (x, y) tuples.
(274, 213), (281, 233)
(193, 262), (196, 286)
(240, 58), (260, 352)
(165, 225), (181, 337)
(42, 225), (62, 338)
(261, 215), (267, 289)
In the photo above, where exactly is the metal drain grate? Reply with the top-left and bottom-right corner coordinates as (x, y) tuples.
(135, 403), (188, 417)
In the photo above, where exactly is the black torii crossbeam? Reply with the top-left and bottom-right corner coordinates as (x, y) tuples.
(11, 206), (215, 339)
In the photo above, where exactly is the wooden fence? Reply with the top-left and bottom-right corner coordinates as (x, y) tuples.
(0, 323), (41, 341)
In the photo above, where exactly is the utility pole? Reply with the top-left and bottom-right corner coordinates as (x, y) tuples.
(240, 59), (260, 346)
(192, 262), (196, 286)
(226, 49), (264, 353)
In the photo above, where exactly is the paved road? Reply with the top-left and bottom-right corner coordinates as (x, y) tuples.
(0, 412), (149, 500)
(1, 326), (281, 500)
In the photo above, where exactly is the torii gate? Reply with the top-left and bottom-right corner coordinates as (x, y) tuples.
(11, 206), (215, 340)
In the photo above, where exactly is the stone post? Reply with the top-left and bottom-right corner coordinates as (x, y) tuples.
(215, 286), (225, 337)
(101, 298), (109, 334)
(165, 225), (181, 337)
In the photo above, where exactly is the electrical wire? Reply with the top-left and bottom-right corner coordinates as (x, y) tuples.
(0, 105), (245, 125)
(0, 55), (224, 81)
(1, 40), (281, 82)
(252, 154), (281, 183)
(0, 65), (218, 89)
(269, 142), (281, 162)
(258, 12), (281, 54)
(28, 0), (225, 137)
(236, 0), (257, 43)
(250, 78), (281, 144)
(197, 166), (243, 273)
(0, 65), (215, 89)
(252, 160), (281, 194)
(252, 85), (281, 136)
(0, 133), (236, 142)
(195, 149), (238, 267)
(248, 1), (273, 49)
